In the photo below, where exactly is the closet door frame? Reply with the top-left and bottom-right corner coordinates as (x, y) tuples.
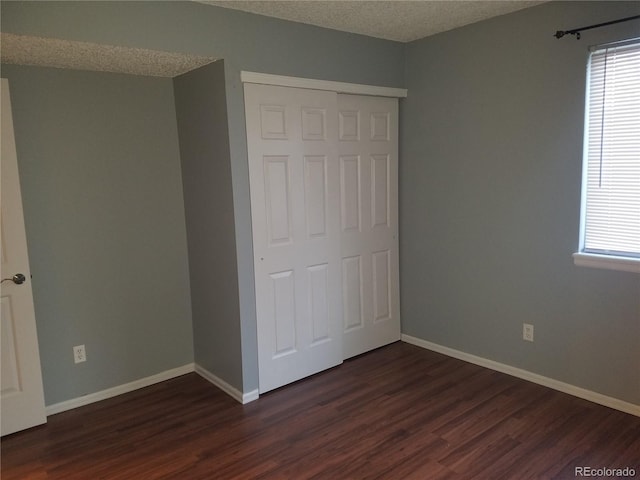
(242, 72), (406, 395)
(241, 72), (407, 99)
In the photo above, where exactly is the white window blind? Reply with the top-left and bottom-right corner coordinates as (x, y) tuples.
(582, 39), (640, 258)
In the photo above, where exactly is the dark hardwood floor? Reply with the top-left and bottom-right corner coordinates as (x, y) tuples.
(2, 342), (639, 479)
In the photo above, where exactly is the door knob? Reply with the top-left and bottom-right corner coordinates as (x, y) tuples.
(1, 273), (26, 285)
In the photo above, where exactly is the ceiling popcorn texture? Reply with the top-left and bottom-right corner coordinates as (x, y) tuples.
(201, 1), (545, 42)
(0, 3), (546, 75)
(0, 33), (216, 77)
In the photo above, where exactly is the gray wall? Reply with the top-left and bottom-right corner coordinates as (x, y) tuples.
(174, 61), (242, 389)
(1, 0), (406, 392)
(401, 1), (640, 404)
(1, 65), (193, 405)
(4, 1), (635, 406)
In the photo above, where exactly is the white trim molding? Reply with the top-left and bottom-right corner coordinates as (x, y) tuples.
(573, 252), (640, 273)
(195, 364), (259, 405)
(46, 363), (260, 416)
(45, 363), (195, 416)
(402, 334), (640, 417)
(240, 71), (408, 98)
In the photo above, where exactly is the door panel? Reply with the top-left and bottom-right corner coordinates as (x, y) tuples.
(304, 156), (327, 238)
(371, 154), (390, 228)
(1, 296), (21, 394)
(308, 263), (329, 343)
(372, 249), (391, 322)
(264, 156), (292, 246)
(338, 94), (400, 359)
(1, 78), (47, 436)
(245, 84), (342, 393)
(342, 255), (363, 332)
(340, 155), (361, 232)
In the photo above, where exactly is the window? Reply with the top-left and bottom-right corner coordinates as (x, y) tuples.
(574, 38), (640, 273)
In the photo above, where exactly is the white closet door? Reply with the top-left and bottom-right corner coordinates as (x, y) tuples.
(245, 84), (343, 393)
(338, 94), (400, 359)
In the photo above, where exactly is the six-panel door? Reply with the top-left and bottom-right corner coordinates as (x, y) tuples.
(1, 79), (47, 436)
(338, 94), (401, 359)
(245, 84), (343, 393)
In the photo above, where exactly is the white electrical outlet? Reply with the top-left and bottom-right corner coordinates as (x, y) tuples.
(73, 345), (86, 363)
(523, 324), (534, 342)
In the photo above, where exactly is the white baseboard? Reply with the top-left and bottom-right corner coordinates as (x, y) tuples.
(45, 363), (195, 416)
(401, 334), (640, 417)
(194, 364), (259, 404)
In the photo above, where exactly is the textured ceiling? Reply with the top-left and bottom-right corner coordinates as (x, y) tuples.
(0, 33), (216, 77)
(202, 1), (545, 42)
(0, 2), (546, 75)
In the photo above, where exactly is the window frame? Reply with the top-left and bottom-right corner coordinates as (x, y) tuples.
(574, 38), (640, 274)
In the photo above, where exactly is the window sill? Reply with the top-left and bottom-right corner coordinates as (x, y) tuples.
(573, 252), (640, 273)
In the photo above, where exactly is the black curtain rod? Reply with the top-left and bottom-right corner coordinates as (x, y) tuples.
(554, 14), (640, 40)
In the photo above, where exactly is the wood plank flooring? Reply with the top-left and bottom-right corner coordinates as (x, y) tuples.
(2, 342), (639, 479)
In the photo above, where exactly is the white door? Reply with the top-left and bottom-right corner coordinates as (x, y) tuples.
(245, 84), (343, 393)
(338, 94), (401, 359)
(1, 79), (47, 436)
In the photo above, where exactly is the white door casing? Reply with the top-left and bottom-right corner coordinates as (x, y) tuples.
(245, 84), (343, 393)
(338, 94), (401, 359)
(1, 78), (47, 436)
